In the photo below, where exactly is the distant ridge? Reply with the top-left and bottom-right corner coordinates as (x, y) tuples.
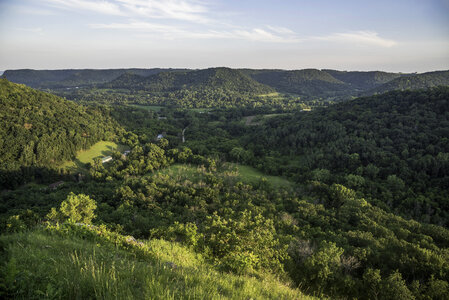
(369, 70), (449, 94)
(3, 67), (449, 101)
(2, 68), (188, 88)
(106, 67), (274, 94)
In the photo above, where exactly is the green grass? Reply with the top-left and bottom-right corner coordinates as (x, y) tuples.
(60, 141), (128, 172)
(0, 229), (313, 299)
(258, 92), (280, 97)
(153, 163), (293, 190)
(231, 164), (293, 189)
(128, 104), (165, 112)
(187, 108), (212, 113)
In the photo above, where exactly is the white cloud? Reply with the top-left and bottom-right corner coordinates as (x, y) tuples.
(117, 0), (210, 23)
(90, 21), (302, 43)
(266, 25), (295, 35)
(45, 0), (210, 22)
(45, 0), (126, 16)
(315, 31), (397, 47)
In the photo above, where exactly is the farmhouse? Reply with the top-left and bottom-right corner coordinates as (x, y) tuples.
(102, 156), (113, 163)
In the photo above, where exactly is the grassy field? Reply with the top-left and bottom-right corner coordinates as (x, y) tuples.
(0, 228), (312, 299)
(153, 163), (293, 189)
(128, 104), (165, 112)
(232, 164), (293, 189)
(258, 92), (280, 97)
(60, 141), (128, 172)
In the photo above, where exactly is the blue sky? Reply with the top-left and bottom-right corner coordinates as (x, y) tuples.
(0, 0), (448, 71)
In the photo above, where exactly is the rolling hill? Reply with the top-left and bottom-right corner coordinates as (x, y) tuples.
(370, 70), (449, 94)
(106, 67), (274, 94)
(2, 68), (187, 88)
(243, 69), (350, 98)
(0, 78), (121, 188)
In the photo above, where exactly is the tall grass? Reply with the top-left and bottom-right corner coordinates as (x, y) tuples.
(1, 229), (313, 299)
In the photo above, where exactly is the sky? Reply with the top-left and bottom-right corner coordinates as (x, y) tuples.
(0, 0), (448, 72)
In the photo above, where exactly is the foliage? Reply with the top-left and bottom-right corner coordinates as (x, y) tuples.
(0, 226), (311, 299)
(0, 78), (122, 188)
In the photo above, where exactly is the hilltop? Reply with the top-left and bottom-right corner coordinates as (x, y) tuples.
(106, 67), (274, 94)
(2, 68), (188, 88)
(369, 70), (449, 94)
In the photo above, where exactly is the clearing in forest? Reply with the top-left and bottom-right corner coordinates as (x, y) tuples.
(60, 141), (128, 172)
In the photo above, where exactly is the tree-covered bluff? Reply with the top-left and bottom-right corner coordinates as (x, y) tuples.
(240, 87), (449, 225)
(0, 78), (122, 188)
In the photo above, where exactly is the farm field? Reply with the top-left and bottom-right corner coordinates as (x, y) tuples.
(60, 141), (128, 172)
(128, 104), (164, 112)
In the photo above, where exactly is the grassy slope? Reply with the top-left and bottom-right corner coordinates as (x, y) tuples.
(60, 141), (128, 171)
(155, 164), (293, 189)
(0, 229), (312, 299)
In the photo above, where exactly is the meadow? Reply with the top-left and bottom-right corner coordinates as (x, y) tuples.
(60, 141), (128, 172)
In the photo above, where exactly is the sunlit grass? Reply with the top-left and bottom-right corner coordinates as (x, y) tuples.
(59, 141), (128, 172)
(0, 229), (313, 299)
(153, 163), (293, 190)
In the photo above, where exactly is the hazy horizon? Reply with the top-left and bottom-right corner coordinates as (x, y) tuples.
(1, 67), (448, 74)
(1, 0), (448, 72)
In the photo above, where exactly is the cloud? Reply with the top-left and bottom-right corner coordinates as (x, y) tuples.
(315, 31), (397, 47)
(90, 21), (302, 43)
(116, 0), (210, 23)
(45, 0), (210, 22)
(45, 0), (126, 16)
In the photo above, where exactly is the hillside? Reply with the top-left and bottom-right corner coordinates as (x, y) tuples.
(5, 68), (449, 108)
(0, 78), (121, 188)
(2, 68), (187, 88)
(245, 69), (350, 98)
(0, 225), (310, 299)
(370, 70), (449, 94)
(107, 67), (274, 94)
(323, 69), (404, 90)
(241, 87), (449, 225)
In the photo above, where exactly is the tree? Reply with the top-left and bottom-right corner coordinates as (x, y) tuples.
(59, 192), (97, 224)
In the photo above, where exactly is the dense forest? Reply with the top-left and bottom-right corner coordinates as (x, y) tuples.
(238, 87), (449, 226)
(370, 70), (449, 94)
(0, 78), (122, 188)
(2, 68), (188, 88)
(1, 74), (449, 299)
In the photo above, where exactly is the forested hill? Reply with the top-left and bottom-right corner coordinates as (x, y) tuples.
(106, 67), (274, 94)
(370, 70), (449, 94)
(323, 69), (403, 90)
(243, 68), (350, 98)
(2, 68), (187, 88)
(0, 78), (120, 187)
(244, 87), (449, 225)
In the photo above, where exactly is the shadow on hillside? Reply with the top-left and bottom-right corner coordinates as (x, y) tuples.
(0, 166), (70, 190)
(64, 158), (87, 174)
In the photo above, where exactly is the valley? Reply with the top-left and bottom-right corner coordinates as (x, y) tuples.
(1, 68), (449, 299)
